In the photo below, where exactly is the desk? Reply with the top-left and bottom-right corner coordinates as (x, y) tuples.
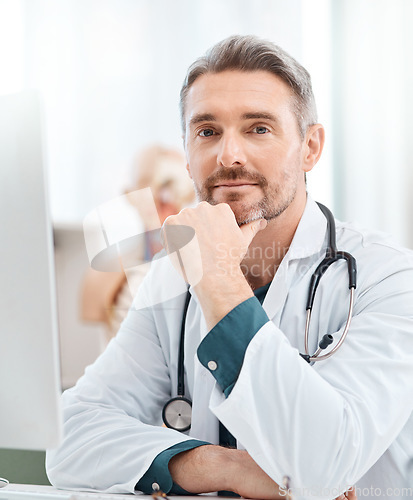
(0, 484), (204, 500)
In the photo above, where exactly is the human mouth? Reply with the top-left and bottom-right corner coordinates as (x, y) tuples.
(213, 181), (259, 189)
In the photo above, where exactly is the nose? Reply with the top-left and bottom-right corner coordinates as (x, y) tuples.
(216, 132), (247, 168)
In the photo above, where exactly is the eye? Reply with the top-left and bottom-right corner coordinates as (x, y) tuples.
(199, 128), (215, 137)
(252, 126), (269, 134)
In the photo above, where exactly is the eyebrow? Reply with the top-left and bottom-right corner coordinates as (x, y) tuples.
(241, 112), (280, 124)
(188, 111), (280, 128)
(188, 113), (216, 128)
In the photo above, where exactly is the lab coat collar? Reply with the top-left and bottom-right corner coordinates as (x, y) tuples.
(285, 194), (328, 261)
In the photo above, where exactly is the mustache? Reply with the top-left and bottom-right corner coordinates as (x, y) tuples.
(204, 167), (268, 189)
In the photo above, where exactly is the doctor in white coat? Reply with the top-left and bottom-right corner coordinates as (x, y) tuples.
(46, 36), (413, 500)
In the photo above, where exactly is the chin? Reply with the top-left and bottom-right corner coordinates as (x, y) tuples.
(201, 192), (277, 225)
(230, 205), (266, 226)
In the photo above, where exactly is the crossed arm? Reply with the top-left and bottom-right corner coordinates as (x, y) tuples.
(169, 445), (286, 498)
(168, 445), (356, 499)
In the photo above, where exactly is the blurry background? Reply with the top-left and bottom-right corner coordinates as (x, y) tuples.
(1, 0), (412, 385)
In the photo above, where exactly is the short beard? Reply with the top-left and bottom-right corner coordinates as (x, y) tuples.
(194, 167), (297, 226)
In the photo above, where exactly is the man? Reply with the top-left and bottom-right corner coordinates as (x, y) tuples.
(47, 36), (413, 500)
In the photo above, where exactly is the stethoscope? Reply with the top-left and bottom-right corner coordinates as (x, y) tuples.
(162, 202), (357, 432)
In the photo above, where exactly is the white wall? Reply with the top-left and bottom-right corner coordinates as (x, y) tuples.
(330, 0), (413, 247)
(19, 0), (314, 223)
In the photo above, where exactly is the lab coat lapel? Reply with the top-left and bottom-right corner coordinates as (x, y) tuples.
(262, 259), (289, 322)
(187, 290), (220, 443)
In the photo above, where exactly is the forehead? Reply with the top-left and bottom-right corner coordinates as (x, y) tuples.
(184, 70), (294, 125)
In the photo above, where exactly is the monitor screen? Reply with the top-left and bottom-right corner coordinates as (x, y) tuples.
(0, 90), (62, 451)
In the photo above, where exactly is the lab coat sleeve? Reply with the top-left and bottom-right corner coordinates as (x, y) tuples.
(136, 440), (209, 494)
(208, 252), (413, 498)
(46, 270), (205, 494)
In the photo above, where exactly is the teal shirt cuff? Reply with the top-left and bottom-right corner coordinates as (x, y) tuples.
(135, 440), (209, 494)
(197, 296), (269, 397)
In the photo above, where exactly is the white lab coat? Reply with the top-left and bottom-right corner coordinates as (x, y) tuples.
(46, 197), (413, 499)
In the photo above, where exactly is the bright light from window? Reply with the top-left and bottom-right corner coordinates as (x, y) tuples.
(0, 0), (24, 96)
(301, 0), (333, 209)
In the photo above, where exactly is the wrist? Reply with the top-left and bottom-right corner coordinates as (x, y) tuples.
(193, 272), (253, 330)
(226, 450), (284, 499)
(168, 445), (235, 493)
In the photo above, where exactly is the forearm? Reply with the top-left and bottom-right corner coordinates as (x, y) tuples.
(168, 445), (284, 499)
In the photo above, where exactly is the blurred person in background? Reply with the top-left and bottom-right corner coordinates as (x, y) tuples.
(81, 145), (195, 341)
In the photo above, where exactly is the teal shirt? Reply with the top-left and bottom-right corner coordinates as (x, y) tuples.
(135, 283), (271, 494)
(197, 285), (270, 397)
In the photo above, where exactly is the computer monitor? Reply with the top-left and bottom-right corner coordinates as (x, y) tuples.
(0, 90), (63, 451)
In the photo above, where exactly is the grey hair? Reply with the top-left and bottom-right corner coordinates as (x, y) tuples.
(180, 35), (317, 138)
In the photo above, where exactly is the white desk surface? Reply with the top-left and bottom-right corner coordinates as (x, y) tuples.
(0, 484), (210, 500)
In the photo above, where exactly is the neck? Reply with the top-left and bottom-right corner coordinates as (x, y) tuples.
(241, 193), (307, 290)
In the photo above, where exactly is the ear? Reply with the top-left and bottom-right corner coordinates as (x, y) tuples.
(302, 124), (325, 173)
(182, 133), (193, 179)
(186, 162), (192, 179)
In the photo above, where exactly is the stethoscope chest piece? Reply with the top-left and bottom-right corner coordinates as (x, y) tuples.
(162, 396), (192, 432)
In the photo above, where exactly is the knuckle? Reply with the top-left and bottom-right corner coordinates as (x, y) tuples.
(198, 201), (210, 210)
(182, 204), (196, 213)
(177, 207), (191, 218)
(163, 214), (177, 226)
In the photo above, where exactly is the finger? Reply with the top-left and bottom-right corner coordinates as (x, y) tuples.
(239, 218), (268, 246)
(346, 488), (357, 500)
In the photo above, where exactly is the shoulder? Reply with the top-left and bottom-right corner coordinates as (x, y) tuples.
(335, 221), (413, 308)
(336, 220), (413, 264)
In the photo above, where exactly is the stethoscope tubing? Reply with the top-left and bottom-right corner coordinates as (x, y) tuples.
(303, 203), (357, 362)
(305, 287), (355, 362)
